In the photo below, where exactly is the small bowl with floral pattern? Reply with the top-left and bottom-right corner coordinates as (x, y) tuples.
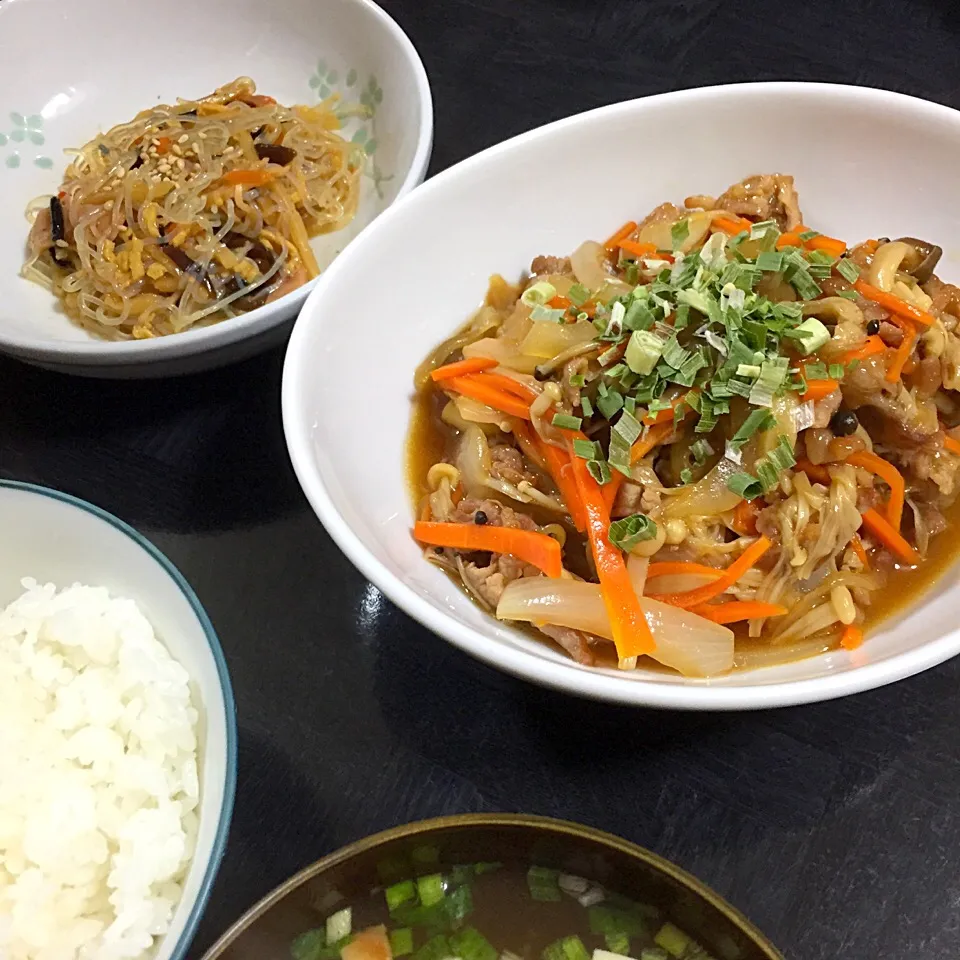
(0, 0), (431, 377)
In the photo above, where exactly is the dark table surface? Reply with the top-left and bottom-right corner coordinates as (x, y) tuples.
(4, 1), (960, 958)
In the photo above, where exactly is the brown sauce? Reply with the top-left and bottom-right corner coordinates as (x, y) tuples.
(405, 388), (960, 670)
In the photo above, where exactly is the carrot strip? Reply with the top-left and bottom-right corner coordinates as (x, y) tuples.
(712, 215), (753, 235)
(566, 440), (655, 657)
(444, 375), (531, 420)
(794, 459), (832, 485)
(944, 435), (960, 457)
(854, 279), (935, 327)
(156, 136), (172, 155)
(834, 335), (885, 365)
(221, 168), (276, 187)
(732, 498), (760, 535)
(860, 508), (920, 565)
(691, 601), (789, 625)
(603, 220), (638, 252)
(537, 437), (585, 531)
(413, 520), (562, 578)
(850, 533), (870, 569)
(800, 378), (840, 402)
(806, 235), (847, 257)
(846, 450), (905, 530)
(648, 536), (773, 609)
(630, 421), (674, 464)
(342, 927), (391, 960)
(840, 625), (865, 650)
(469, 371), (538, 402)
(430, 356), (498, 381)
(885, 325), (916, 383)
(776, 233), (803, 249)
(863, 239), (880, 254)
(548, 295), (572, 311)
(647, 562), (723, 581)
(618, 239), (657, 258)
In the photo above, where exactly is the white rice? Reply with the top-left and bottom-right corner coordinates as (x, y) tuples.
(0, 579), (200, 960)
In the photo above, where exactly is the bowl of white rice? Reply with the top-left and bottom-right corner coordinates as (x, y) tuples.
(0, 479), (237, 960)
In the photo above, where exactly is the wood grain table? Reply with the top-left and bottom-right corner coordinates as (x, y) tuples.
(3, 2), (960, 957)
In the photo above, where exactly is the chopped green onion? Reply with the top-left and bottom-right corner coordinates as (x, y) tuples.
(326, 909), (352, 944)
(569, 373), (586, 387)
(606, 362), (628, 380)
(691, 438), (713, 464)
(552, 413), (583, 430)
(803, 361), (829, 380)
(790, 317), (831, 355)
(798, 229), (820, 241)
(836, 289), (859, 300)
(604, 934), (631, 956)
(449, 928), (497, 960)
(291, 930), (326, 960)
(568, 282), (590, 307)
(768, 434), (797, 473)
(639, 951), (669, 960)
(527, 866), (563, 902)
(588, 906), (650, 937)
(444, 883), (474, 923)
(836, 257), (860, 283)
(521, 281), (557, 306)
(414, 934), (452, 960)
(756, 459), (780, 492)
(624, 299), (656, 331)
(676, 287), (713, 316)
(828, 362), (845, 380)
(679, 467), (693, 483)
(390, 929), (414, 957)
(673, 303), (692, 329)
(653, 924), (694, 958)
(808, 249), (837, 266)
(530, 304), (566, 323)
(574, 438), (602, 460)
(671, 219), (690, 251)
(624, 262), (640, 285)
(626, 329), (664, 375)
(580, 395), (594, 417)
(542, 936), (591, 960)
(416, 874), (445, 908)
(613, 409), (643, 446)
(748, 357), (788, 407)
(660, 334), (690, 370)
(727, 471), (762, 500)
(755, 250), (785, 273)
(608, 513), (658, 551)
(587, 459), (612, 484)
(386, 880), (417, 912)
(596, 390), (625, 420)
(749, 219), (780, 241)
(788, 267), (822, 301)
(597, 344), (623, 367)
(736, 363), (762, 378)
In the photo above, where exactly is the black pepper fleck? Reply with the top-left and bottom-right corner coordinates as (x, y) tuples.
(474, 510), (488, 525)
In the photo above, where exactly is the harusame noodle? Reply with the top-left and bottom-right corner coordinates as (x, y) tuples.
(410, 174), (960, 677)
(23, 77), (363, 339)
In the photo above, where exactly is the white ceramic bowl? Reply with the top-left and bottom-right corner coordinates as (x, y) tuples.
(283, 82), (960, 710)
(0, 480), (237, 958)
(0, 0), (431, 377)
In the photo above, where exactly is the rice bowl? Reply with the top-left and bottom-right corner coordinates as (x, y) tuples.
(0, 481), (235, 958)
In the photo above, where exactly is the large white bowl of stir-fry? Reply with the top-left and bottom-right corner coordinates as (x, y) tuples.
(284, 83), (960, 708)
(0, 0), (431, 376)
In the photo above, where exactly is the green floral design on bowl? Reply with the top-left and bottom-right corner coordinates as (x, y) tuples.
(309, 62), (393, 199)
(1, 111), (54, 170)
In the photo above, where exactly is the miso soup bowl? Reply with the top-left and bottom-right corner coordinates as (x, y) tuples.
(283, 82), (960, 710)
(199, 814), (782, 960)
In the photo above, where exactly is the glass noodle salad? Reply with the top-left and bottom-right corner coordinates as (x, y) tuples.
(409, 174), (960, 677)
(23, 78), (363, 339)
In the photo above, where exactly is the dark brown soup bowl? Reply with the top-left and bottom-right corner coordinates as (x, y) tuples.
(200, 815), (782, 960)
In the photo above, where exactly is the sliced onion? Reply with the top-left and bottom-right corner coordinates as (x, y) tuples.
(663, 456), (743, 518)
(496, 577), (734, 677)
(462, 336), (539, 374)
(452, 395), (513, 430)
(636, 209), (713, 254)
(520, 319), (597, 359)
(570, 240), (610, 291)
(734, 636), (834, 671)
(627, 554), (648, 596)
(457, 425), (493, 496)
(645, 573), (717, 594)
